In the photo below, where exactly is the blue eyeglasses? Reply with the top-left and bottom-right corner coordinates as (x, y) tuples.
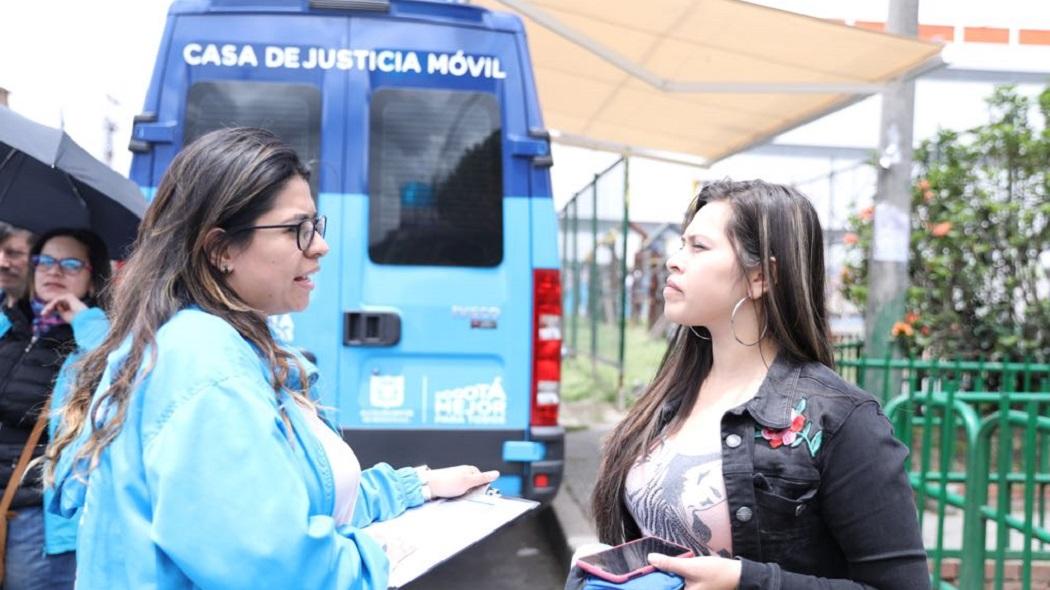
(31, 254), (91, 275)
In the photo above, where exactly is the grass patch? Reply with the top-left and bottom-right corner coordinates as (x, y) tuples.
(561, 320), (669, 405)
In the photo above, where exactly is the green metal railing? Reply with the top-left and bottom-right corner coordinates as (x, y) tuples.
(835, 347), (1050, 406)
(837, 348), (1050, 589)
(967, 400), (1050, 588)
(559, 157), (631, 402)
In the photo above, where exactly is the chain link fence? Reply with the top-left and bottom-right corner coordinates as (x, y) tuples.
(559, 158), (684, 408)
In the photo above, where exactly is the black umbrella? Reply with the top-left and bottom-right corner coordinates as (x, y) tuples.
(0, 105), (147, 257)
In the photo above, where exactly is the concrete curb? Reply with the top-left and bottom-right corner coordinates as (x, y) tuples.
(549, 402), (624, 571)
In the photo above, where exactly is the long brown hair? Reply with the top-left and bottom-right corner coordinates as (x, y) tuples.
(45, 127), (312, 483)
(591, 179), (834, 544)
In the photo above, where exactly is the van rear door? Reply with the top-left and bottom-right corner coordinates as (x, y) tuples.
(331, 16), (534, 495)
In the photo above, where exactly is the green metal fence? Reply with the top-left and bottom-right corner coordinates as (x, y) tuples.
(968, 395), (1050, 588)
(837, 349), (1050, 589)
(836, 342), (1050, 406)
(559, 157), (630, 400)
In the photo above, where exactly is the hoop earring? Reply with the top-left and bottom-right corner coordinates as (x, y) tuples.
(688, 326), (711, 341)
(730, 296), (767, 347)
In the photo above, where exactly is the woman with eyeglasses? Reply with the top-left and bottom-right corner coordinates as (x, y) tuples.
(0, 227), (111, 590)
(44, 128), (497, 589)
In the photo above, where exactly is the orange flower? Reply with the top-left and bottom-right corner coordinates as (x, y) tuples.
(843, 233), (859, 245)
(917, 179), (930, 191)
(891, 322), (914, 337)
(859, 206), (874, 222)
(930, 221), (952, 237)
(905, 311), (919, 324)
(924, 190), (935, 202)
(921, 326), (931, 336)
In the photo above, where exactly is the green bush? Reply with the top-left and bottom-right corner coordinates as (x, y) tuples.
(841, 85), (1050, 362)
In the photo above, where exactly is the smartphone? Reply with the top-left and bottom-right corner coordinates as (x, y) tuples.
(576, 536), (694, 583)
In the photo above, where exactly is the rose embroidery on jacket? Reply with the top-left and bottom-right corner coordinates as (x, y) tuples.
(756, 398), (823, 456)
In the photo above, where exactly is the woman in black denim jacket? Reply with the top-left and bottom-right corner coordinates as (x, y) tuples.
(573, 180), (928, 590)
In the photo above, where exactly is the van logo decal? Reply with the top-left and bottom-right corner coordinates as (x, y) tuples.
(453, 306), (500, 329)
(433, 377), (507, 426)
(361, 374), (414, 425)
(451, 305), (501, 318)
(369, 375), (404, 408)
(182, 43), (508, 79)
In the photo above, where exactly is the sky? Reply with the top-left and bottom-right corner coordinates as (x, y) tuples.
(2, 0), (1050, 227)
(0, 1), (169, 166)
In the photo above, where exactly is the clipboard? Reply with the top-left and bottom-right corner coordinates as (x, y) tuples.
(362, 485), (539, 588)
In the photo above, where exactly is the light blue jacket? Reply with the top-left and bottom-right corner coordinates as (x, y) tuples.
(50, 308), (425, 589)
(0, 306), (109, 555)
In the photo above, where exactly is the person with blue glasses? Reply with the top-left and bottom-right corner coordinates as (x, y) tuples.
(0, 227), (111, 590)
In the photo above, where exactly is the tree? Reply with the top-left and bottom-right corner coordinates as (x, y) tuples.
(841, 85), (1050, 362)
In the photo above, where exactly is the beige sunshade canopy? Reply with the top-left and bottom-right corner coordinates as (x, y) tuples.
(472, 0), (943, 164)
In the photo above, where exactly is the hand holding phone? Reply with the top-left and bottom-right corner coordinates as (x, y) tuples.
(576, 536), (694, 583)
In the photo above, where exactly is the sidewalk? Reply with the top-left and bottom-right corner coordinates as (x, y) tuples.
(549, 401), (622, 565)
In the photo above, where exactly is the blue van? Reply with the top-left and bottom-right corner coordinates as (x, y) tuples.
(128, 0), (563, 502)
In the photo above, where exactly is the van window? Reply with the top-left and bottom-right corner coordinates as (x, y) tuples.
(183, 81), (322, 192)
(368, 88), (503, 267)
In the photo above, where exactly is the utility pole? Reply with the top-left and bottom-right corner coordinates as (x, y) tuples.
(864, 0), (918, 399)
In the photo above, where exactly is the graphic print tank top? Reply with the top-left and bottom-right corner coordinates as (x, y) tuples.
(624, 431), (733, 558)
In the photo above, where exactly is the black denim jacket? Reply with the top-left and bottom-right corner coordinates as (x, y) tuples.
(569, 353), (930, 590)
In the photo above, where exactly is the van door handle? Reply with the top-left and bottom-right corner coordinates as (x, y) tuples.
(344, 311), (401, 347)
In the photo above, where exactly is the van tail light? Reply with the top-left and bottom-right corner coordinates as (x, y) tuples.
(531, 269), (562, 427)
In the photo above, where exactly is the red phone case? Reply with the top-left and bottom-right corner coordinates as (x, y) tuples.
(576, 537), (694, 583)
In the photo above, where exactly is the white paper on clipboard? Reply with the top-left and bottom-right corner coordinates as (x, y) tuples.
(362, 485), (539, 588)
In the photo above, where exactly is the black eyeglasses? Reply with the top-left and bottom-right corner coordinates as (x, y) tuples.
(230, 215), (327, 252)
(31, 254), (91, 275)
